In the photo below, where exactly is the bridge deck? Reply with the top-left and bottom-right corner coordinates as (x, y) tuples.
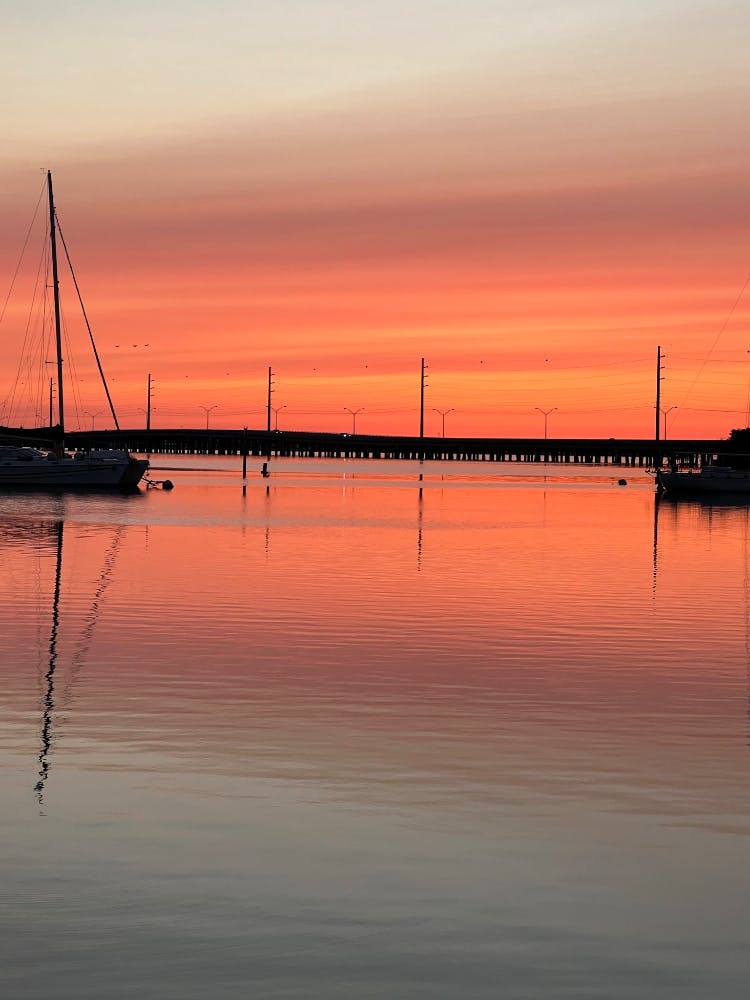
(40, 428), (729, 467)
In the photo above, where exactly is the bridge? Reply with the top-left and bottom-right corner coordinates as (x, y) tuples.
(46, 428), (727, 467)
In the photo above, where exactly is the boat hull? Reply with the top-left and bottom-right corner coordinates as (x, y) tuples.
(657, 467), (750, 496)
(0, 449), (149, 490)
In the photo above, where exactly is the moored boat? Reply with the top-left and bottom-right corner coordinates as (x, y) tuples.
(1, 172), (148, 490)
(656, 426), (750, 498)
(656, 463), (750, 497)
(0, 445), (147, 489)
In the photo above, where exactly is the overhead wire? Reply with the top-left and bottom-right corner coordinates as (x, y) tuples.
(675, 271), (750, 416)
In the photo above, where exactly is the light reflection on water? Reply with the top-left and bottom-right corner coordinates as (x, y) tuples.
(1, 458), (749, 999)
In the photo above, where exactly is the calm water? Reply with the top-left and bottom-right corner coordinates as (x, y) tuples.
(1, 457), (749, 998)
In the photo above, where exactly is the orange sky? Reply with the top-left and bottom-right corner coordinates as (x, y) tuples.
(1, 1), (749, 438)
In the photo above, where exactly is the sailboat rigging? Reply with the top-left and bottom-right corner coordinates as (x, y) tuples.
(0, 171), (148, 489)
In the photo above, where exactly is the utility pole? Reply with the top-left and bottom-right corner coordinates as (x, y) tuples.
(267, 366), (273, 434)
(655, 345), (665, 468)
(419, 358), (427, 438)
(655, 346), (663, 443)
(146, 372), (153, 431)
(265, 366), (275, 468)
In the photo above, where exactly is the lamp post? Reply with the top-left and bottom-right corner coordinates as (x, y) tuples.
(84, 410), (102, 430)
(344, 407), (364, 434)
(535, 406), (556, 439)
(661, 406), (677, 440)
(272, 404), (286, 430)
(199, 404), (217, 430)
(432, 407), (454, 437)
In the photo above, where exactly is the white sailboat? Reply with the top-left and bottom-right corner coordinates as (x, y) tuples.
(0, 172), (148, 489)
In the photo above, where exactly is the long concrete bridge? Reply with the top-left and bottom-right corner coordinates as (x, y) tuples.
(51, 428), (728, 467)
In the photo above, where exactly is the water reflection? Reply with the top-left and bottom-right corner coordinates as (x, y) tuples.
(24, 514), (126, 809)
(416, 486), (423, 572)
(2, 468), (750, 1000)
(0, 516), (64, 548)
(64, 524), (125, 695)
(653, 493), (750, 744)
(652, 490), (660, 594)
(34, 520), (63, 809)
(7, 478), (750, 811)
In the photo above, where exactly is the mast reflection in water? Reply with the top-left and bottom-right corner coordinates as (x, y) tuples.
(29, 515), (125, 810)
(35, 521), (63, 808)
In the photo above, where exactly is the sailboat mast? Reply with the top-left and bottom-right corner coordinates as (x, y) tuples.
(47, 171), (65, 442)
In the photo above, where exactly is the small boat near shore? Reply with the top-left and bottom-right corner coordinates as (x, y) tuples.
(1, 172), (148, 490)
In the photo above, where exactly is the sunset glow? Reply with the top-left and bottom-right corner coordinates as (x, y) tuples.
(2, 1), (749, 438)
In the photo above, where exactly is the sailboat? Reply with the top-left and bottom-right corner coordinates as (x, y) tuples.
(0, 172), (148, 489)
(656, 462), (750, 497)
(656, 429), (750, 498)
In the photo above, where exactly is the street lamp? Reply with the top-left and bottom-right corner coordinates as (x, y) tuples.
(661, 406), (677, 440)
(344, 407), (364, 434)
(199, 404), (218, 430)
(272, 404), (286, 430)
(432, 407), (454, 438)
(85, 410), (102, 430)
(535, 406), (556, 439)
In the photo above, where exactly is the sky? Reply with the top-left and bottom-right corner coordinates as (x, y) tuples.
(1, 0), (749, 438)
